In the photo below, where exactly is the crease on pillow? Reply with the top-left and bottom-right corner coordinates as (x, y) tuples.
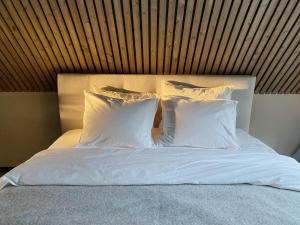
(162, 80), (233, 100)
(90, 86), (162, 127)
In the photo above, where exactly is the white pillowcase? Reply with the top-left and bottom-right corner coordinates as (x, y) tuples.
(159, 97), (239, 149)
(162, 80), (232, 100)
(78, 91), (158, 148)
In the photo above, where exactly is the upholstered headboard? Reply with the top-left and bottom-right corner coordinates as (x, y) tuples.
(58, 74), (256, 133)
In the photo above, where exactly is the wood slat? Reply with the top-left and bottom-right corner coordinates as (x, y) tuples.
(66, 0), (96, 72)
(85, 0), (109, 72)
(205, 0), (233, 74)
(211, 0), (242, 74)
(163, 0), (177, 74)
(255, 2), (300, 92)
(263, 27), (300, 93)
(278, 57), (300, 93)
(198, 0), (224, 74)
(113, 0), (130, 73)
(123, 0), (136, 73)
(103, 0), (122, 73)
(231, 0), (271, 74)
(225, 0), (262, 74)
(170, 0), (186, 74)
(150, 0), (158, 74)
(190, 0), (214, 74)
(0, 0), (299, 93)
(76, 0), (103, 72)
(157, 0), (168, 74)
(131, 0), (143, 74)
(57, 0), (88, 72)
(177, 0), (196, 74)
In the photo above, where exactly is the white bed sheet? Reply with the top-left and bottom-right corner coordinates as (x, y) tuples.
(3, 129), (300, 191)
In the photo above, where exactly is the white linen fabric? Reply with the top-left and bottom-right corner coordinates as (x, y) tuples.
(160, 97), (238, 149)
(49, 129), (82, 149)
(49, 129), (161, 149)
(79, 91), (158, 148)
(91, 85), (158, 100)
(162, 80), (232, 100)
(1, 130), (300, 191)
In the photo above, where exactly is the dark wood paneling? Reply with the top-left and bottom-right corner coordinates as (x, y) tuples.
(0, 0), (299, 93)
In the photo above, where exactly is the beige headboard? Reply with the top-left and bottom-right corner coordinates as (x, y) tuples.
(58, 74), (256, 133)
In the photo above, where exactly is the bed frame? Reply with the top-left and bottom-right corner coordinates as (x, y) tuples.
(57, 74), (256, 133)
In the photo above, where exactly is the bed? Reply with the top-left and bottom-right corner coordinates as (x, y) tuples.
(1, 74), (300, 225)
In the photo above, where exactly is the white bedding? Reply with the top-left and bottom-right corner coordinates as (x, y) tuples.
(2, 129), (300, 191)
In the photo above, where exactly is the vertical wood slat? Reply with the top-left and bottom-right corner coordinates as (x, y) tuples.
(0, 2), (50, 90)
(255, 2), (300, 92)
(32, 0), (72, 71)
(3, 0), (56, 86)
(0, 48), (26, 90)
(231, 0), (271, 74)
(163, 0), (177, 74)
(150, 0), (158, 74)
(218, 0), (252, 74)
(131, 0), (143, 74)
(76, 0), (103, 73)
(0, 0), (299, 93)
(275, 53), (300, 93)
(94, 0), (116, 73)
(15, 0), (62, 74)
(157, 0), (168, 74)
(198, 0), (224, 73)
(66, 0), (96, 72)
(113, 0), (130, 73)
(211, 0), (242, 74)
(190, 0), (214, 74)
(205, 0), (233, 74)
(238, 0), (282, 74)
(225, 0), (262, 74)
(141, 0), (149, 74)
(103, 0), (123, 73)
(177, 0), (196, 74)
(48, 0), (81, 71)
(0, 33), (37, 90)
(0, 39), (31, 90)
(85, 0), (109, 73)
(170, 0), (186, 74)
(57, 0), (88, 72)
(0, 18), (41, 90)
(263, 28), (300, 93)
(183, 0), (205, 74)
(278, 56), (300, 92)
(123, 0), (136, 73)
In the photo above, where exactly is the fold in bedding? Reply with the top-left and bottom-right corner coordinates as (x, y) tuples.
(1, 131), (300, 191)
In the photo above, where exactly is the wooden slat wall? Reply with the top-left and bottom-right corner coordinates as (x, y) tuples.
(0, 0), (299, 93)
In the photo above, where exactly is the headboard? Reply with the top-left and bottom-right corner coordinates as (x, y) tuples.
(58, 74), (256, 133)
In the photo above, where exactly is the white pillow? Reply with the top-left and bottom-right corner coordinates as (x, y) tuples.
(162, 80), (232, 100)
(159, 97), (239, 149)
(78, 91), (158, 148)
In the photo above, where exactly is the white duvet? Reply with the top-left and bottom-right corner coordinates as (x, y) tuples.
(1, 130), (300, 191)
